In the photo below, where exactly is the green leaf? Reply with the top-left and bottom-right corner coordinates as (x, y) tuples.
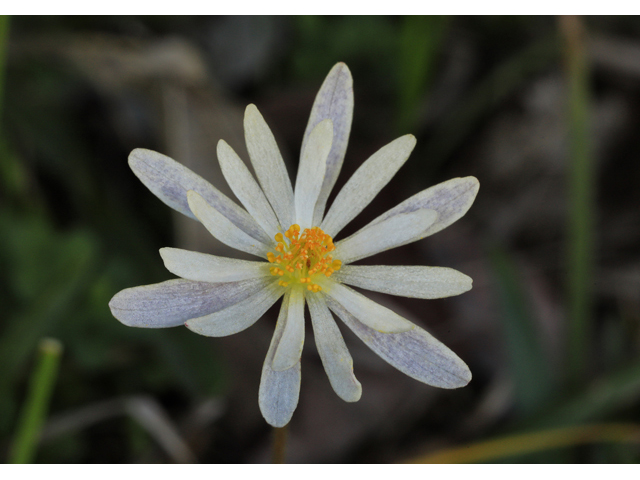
(489, 244), (555, 416)
(396, 15), (450, 133)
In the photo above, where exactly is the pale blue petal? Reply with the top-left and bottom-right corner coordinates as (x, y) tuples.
(259, 292), (301, 427)
(109, 278), (268, 328)
(128, 148), (270, 244)
(326, 295), (472, 389)
(302, 62), (354, 226)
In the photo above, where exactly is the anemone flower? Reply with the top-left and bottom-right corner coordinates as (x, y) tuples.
(109, 62), (479, 427)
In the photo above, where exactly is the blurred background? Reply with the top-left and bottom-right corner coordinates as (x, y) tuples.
(1, 15), (640, 463)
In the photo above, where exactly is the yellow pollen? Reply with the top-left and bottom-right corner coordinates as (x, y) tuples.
(267, 224), (340, 292)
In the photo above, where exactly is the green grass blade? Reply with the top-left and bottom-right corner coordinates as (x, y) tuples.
(396, 15), (449, 133)
(533, 359), (640, 429)
(408, 423), (640, 464)
(558, 15), (595, 384)
(8, 338), (63, 464)
(489, 244), (555, 415)
(0, 15), (9, 124)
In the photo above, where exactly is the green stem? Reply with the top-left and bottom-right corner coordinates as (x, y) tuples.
(8, 338), (63, 464)
(0, 15), (9, 127)
(559, 15), (595, 384)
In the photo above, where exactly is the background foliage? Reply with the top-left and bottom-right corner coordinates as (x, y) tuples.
(1, 15), (640, 463)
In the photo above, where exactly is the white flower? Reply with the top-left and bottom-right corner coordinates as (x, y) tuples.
(109, 63), (479, 427)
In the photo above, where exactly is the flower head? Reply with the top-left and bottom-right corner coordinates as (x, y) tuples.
(109, 63), (479, 427)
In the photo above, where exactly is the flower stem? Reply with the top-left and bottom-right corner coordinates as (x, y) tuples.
(8, 338), (63, 464)
(272, 425), (288, 464)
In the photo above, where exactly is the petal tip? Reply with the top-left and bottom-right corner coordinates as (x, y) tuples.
(458, 176), (480, 206)
(216, 140), (236, 164)
(396, 133), (416, 147)
(127, 148), (165, 170)
(457, 367), (472, 387)
(108, 291), (136, 327)
(455, 271), (474, 294)
(445, 362), (472, 389)
(318, 117), (334, 128)
(158, 247), (172, 267)
(462, 175), (480, 192)
(107, 293), (120, 318)
(271, 354), (292, 372)
(127, 148), (146, 170)
(340, 384), (362, 403)
(245, 103), (259, 117)
(330, 61), (351, 77)
(185, 190), (198, 211)
(185, 189), (200, 203)
(128, 147), (148, 161)
(465, 275), (474, 292)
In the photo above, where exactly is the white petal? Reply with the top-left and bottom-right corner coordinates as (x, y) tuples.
(244, 104), (295, 228)
(185, 281), (283, 337)
(259, 292), (301, 428)
(322, 281), (414, 333)
(366, 176), (479, 240)
(334, 209), (437, 264)
(272, 287), (306, 371)
(128, 148), (270, 244)
(321, 135), (416, 237)
(303, 62), (354, 226)
(326, 296), (471, 389)
(187, 190), (270, 258)
(109, 278), (268, 328)
(307, 293), (361, 402)
(333, 265), (472, 299)
(217, 140), (281, 237)
(294, 119), (333, 229)
(160, 248), (270, 283)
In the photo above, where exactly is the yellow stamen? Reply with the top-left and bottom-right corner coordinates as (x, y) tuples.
(267, 224), (341, 292)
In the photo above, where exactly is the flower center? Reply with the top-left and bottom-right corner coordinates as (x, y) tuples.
(267, 224), (341, 292)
